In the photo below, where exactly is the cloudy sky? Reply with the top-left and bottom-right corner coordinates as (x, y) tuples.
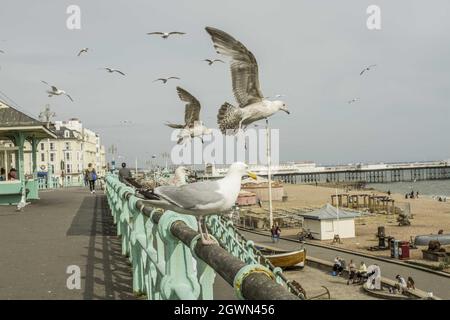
(0, 0), (449, 166)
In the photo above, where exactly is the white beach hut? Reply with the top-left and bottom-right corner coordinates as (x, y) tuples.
(300, 204), (360, 240)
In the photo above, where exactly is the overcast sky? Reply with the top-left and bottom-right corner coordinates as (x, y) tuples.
(0, 0), (449, 166)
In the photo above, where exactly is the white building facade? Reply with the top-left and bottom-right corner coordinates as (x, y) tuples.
(19, 118), (106, 184)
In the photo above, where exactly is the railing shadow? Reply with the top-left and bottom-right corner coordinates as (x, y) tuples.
(67, 195), (135, 299)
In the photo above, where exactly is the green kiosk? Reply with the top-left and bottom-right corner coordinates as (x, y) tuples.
(0, 100), (56, 205)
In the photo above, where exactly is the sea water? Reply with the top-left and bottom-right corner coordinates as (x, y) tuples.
(367, 180), (450, 198)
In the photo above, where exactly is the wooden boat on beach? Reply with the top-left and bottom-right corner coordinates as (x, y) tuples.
(255, 243), (306, 268)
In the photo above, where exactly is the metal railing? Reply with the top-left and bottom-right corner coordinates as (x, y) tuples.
(105, 174), (300, 300)
(37, 177), (84, 189)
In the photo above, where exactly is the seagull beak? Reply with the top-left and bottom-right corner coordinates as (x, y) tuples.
(247, 171), (258, 180)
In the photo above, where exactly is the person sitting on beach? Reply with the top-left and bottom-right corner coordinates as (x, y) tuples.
(338, 258), (346, 276)
(395, 275), (407, 294)
(347, 260), (357, 285)
(407, 276), (415, 290)
(332, 257), (341, 275)
(356, 261), (368, 283)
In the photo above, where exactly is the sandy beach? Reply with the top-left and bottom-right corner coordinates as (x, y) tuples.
(254, 183), (450, 264)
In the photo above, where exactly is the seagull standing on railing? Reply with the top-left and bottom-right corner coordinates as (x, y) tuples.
(142, 162), (257, 245)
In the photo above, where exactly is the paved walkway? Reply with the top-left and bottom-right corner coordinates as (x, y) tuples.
(240, 230), (450, 299)
(0, 188), (234, 300)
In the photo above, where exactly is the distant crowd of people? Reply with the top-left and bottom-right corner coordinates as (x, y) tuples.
(405, 190), (419, 199)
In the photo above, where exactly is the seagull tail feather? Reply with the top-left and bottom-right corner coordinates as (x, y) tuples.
(217, 102), (241, 135)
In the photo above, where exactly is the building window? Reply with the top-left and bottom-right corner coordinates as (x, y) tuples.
(66, 164), (71, 174)
(64, 131), (70, 138)
(65, 142), (70, 150)
(40, 143), (44, 151)
(41, 153), (45, 162)
(65, 152), (71, 161)
(50, 153), (55, 162)
(50, 142), (54, 151)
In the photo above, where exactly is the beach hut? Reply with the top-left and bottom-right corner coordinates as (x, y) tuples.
(299, 204), (360, 240)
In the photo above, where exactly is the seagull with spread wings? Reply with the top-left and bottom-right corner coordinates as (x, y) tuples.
(203, 58), (225, 65)
(41, 81), (73, 102)
(77, 48), (89, 56)
(147, 31), (186, 39)
(205, 27), (290, 135)
(165, 86), (212, 144)
(154, 76), (180, 84)
(103, 67), (126, 76)
(360, 64), (377, 75)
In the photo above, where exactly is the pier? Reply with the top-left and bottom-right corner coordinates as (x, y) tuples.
(203, 161), (450, 184)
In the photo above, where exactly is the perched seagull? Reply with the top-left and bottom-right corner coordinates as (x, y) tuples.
(203, 58), (225, 65)
(77, 48), (89, 56)
(103, 67), (126, 76)
(165, 86), (212, 144)
(171, 166), (189, 186)
(205, 27), (290, 134)
(41, 81), (73, 102)
(147, 31), (186, 39)
(360, 64), (377, 76)
(142, 162), (257, 244)
(154, 76), (180, 84)
(348, 98), (359, 104)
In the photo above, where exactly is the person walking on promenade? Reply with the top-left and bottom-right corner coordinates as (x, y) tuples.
(118, 162), (132, 183)
(85, 163), (97, 194)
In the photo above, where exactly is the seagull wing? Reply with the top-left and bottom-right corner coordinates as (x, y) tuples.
(168, 32), (186, 35)
(205, 26), (264, 108)
(213, 59), (225, 63)
(204, 59), (213, 63)
(114, 70), (126, 76)
(65, 94), (74, 102)
(176, 86), (201, 127)
(41, 80), (50, 86)
(165, 122), (185, 129)
(155, 181), (224, 210)
(147, 32), (164, 35)
(168, 77), (180, 80)
(360, 69), (366, 76)
(51, 86), (58, 92)
(154, 78), (166, 82)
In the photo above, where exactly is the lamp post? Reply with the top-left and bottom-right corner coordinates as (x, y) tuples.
(108, 144), (117, 172)
(38, 104), (56, 188)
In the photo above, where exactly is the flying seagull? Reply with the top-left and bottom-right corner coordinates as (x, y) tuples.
(348, 98), (359, 104)
(103, 67), (125, 76)
(146, 31), (186, 39)
(142, 162), (257, 244)
(165, 86), (212, 144)
(360, 64), (377, 76)
(41, 81), (73, 102)
(203, 58), (225, 65)
(154, 77), (180, 84)
(205, 26), (290, 134)
(77, 48), (89, 56)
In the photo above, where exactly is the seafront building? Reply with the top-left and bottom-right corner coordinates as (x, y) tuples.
(26, 118), (107, 184)
(0, 100), (107, 190)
